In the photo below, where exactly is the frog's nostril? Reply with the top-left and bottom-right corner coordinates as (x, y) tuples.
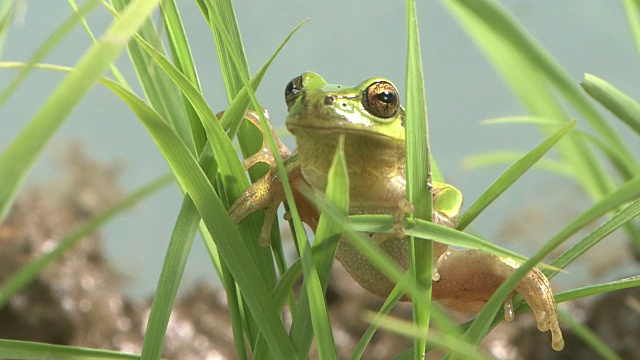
(324, 95), (336, 105)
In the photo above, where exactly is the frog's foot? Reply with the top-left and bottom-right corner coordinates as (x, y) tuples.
(515, 265), (565, 351)
(228, 169), (285, 247)
(240, 109), (291, 169)
(392, 199), (414, 237)
(432, 249), (564, 351)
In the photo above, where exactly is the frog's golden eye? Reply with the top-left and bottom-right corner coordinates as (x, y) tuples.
(362, 81), (399, 119)
(285, 75), (303, 108)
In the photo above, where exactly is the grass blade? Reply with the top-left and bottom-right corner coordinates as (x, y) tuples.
(406, 0), (433, 357)
(0, 0), (161, 224)
(0, 0), (101, 107)
(458, 120), (576, 229)
(581, 73), (640, 137)
(0, 175), (172, 307)
(624, 0), (640, 59)
(0, 339), (140, 359)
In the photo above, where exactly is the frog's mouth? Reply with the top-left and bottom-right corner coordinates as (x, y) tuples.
(286, 110), (405, 144)
(287, 123), (405, 145)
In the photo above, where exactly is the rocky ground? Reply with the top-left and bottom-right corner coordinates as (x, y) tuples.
(0, 144), (638, 359)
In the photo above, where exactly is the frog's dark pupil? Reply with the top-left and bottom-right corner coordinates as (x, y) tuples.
(285, 81), (297, 96)
(377, 91), (395, 104)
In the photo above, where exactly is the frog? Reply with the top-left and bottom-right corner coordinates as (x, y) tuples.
(229, 72), (564, 351)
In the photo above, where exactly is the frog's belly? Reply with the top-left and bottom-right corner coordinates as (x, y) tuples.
(335, 235), (409, 298)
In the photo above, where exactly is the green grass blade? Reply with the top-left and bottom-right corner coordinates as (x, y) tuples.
(160, 0), (206, 151)
(462, 151), (571, 177)
(202, 0), (250, 102)
(406, 0), (433, 357)
(131, 30), (287, 306)
(140, 189), (208, 357)
(557, 310), (622, 360)
(0, 0), (14, 59)
(0, 339), (140, 359)
(581, 73), (640, 137)
(0, 174), (172, 307)
(303, 137), (349, 359)
(0, 0), (101, 108)
(454, 276), (640, 357)
(203, 5), (333, 356)
(458, 120), (576, 229)
(554, 276), (640, 303)
(102, 79), (298, 359)
(550, 197), (640, 275)
(348, 215), (528, 263)
(465, 197), (640, 349)
(110, 0), (194, 154)
(544, 175), (640, 277)
(351, 282), (406, 359)
(367, 315), (493, 360)
(442, 0), (631, 196)
(67, 0), (131, 89)
(624, 0), (640, 59)
(289, 137), (348, 357)
(202, 0), (267, 182)
(0, 0), (161, 224)
(443, 0), (635, 170)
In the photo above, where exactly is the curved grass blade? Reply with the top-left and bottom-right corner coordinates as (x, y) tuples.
(624, 0), (640, 59)
(557, 310), (622, 360)
(110, 0), (195, 154)
(441, 0), (634, 196)
(0, 0), (101, 107)
(140, 197), (200, 360)
(0, 0), (14, 59)
(365, 314), (493, 360)
(465, 196), (640, 349)
(102, 79), (298, 359)
(554, 275), (640, 305)
(550, 197), (640, 276)
(462, 151), (570, 176)
(67, 0), (131, 89)
(581, 73), (640, 137)
(348, 215), (528, 263)
(458, 120), (576, 229)
(0, 339), (140, 360)
(0, 0), (161, 224)
(442, 0), (636, 170)
(203, 6), (336, 356)
(161, 0), (207, 152)
(0, 175), (172, 308)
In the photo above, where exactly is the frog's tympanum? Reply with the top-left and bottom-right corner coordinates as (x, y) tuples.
(229, 72), (564, 351)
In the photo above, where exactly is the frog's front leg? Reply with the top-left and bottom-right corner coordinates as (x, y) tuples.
(432, 249), (564, 351)
(228, 110), (318, 246)
(228, 109), (291, 246)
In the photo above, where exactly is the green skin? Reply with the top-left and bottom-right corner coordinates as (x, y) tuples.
(229, 72), (564, 351)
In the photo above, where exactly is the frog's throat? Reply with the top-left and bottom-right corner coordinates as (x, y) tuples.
(293, 131), (406, 210)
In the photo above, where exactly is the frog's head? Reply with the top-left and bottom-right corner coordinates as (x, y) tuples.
(284, 72), (405, 144)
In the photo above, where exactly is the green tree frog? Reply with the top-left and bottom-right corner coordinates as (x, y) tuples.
(229, 72), (564, 351)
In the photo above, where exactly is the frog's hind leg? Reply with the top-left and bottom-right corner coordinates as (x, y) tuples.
(432, 249), (564, 351)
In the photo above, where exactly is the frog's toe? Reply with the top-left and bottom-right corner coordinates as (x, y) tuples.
(242, 110), (291, 169)
(516, 267), (564, 351)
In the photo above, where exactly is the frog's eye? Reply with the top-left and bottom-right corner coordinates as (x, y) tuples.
(285, 75), (303, 108)
(362, 81), (399, 119)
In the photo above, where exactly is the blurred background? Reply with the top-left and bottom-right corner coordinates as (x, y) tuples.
(0, 0), (638, 300)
